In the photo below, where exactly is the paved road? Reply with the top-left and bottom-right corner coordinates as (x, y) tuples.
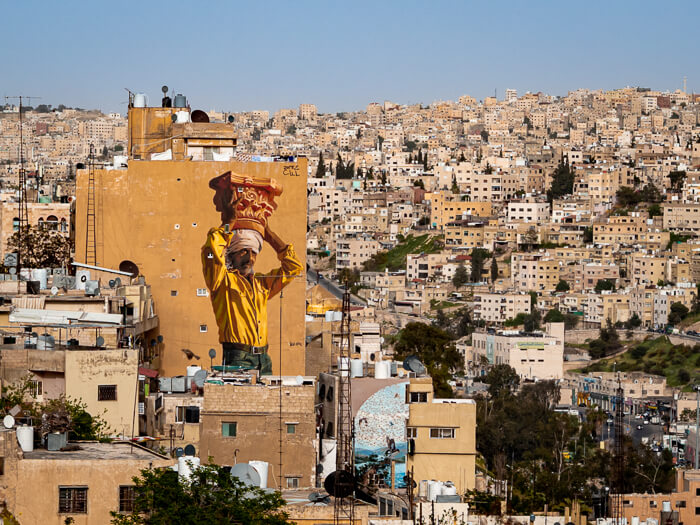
(306, 266), (366, 306)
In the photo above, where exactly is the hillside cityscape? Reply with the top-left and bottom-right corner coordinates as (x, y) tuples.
(0, 83), (698, 525)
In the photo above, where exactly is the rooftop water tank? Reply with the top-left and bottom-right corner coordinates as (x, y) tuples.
(350, 359), (363, 378)
(174, 94), (187, 108)
(178, 456), (200, 481)
(133, 93), (147, 108)
(16, 426), (33, 452)
(249, 460), (268, 489)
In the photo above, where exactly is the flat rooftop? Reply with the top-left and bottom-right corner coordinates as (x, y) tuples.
(23, 441), (170, 461)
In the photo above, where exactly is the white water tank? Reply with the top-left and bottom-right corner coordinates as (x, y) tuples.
(661, 501), (671, 512)
(178, 456), (200, 481)
(338, 357), (350, 377)
(249, 460), (268, 489)
(442, 481), (457, 496)
(374, 361), (390, 379)
(186, 365), (201, 377)
(16, 426), (34, 452)
(31, 269), (48, 290)
(320, 439), (337, 478)
(631, 517), (639, 525)
(428, 480), (442, 502)
(133, 93), (147, 107)
(350, 359), (363, 378)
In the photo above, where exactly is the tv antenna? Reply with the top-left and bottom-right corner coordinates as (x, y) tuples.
(5, 95), (40, 280)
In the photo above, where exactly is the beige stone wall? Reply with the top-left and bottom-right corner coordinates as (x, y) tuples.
(74, 160), (307, 377)
(65, 349), (138, 436)
(199, 382), (316, 487)
(0, 201), (70, 259)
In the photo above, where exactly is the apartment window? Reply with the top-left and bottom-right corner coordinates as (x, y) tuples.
(98, 385), (117, 401)
(676, 501), (686, 508)
(285, 477), (300, 489)
(196, 288), (208, 297)
(29, 380), (43, 398)
(649, 501), (657, 508)
(429, 428), (455, 439)
(406, 427), (417, 439)
(176, 406), (200, 424)
(199, 325), (208, 333)
(59, 487), (88, 513)
(222, 422), (237, 437)
(409, 392), (428, 403)
(119, 486), (135, 513)
(286, 423), (297, 434)
(171, 290), (178, 296)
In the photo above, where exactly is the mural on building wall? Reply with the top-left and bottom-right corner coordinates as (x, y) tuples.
(354, 381), (409, 488)
(202, 171), (303, 375)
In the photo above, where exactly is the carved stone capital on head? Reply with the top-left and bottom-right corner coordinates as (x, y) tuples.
(209, 171), (283, 235)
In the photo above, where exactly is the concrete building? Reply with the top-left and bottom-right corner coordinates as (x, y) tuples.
(199, 376), (317, 489)
(472, 292), (531, 324)
(405, 378), (476, 494)
(471, 323), (565, 380)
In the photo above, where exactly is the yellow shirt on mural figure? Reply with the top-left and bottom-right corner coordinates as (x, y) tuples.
(201, 227), (303, 346)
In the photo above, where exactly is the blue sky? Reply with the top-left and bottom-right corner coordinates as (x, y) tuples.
(2, 1), (698, 114)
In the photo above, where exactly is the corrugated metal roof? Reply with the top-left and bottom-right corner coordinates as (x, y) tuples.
(9, 308), (123, 326)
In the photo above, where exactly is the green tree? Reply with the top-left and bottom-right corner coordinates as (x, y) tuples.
(594, 279), (616, 292)
(555, 280), (570, 292)
(315, 152), (326, 178)
(647, 203), (662, 217)
(7, 225), (71, 268)
(668, 170), (686, 191)
(524, 309), (541, 332)
(110, 463), (290, 524)
(668, 302), (689, 325)
(393, 322), (463, 398)
(640, 183), (663, 203)
(480, 130), (489, 143)
(588, 320), (621, 359)
(583, 226), (593, 243)
(482, 364), (520, 400)
(544, 309), (565, 323)
(616, 186), (640, 207)
(490, 257), (498, 282)
(413, 178), (425, 189)
(625, 313), (642, 330)
(452, 263), (469, 288)
(546, 160), (574, 202)
(451, 174), (459, 194)
(470, 248), (490, 282)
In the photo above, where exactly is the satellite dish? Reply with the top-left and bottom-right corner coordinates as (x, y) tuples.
(193, 369), (208, 388)
(191, 110), (210, 123)
(108, 279), (116, 288)
(403, 355), (427, 376)
(9, 405), (21, 417)
(150, 339), (157, 347)
(227, 115), (234, 123)
(230, 463), (261, 487)
(161, 85), (169, 94)
(51, 286), (59, 296)
(208, 348), (217, 359)
(96, 336), (105, 347)
(295, 375), (304, 385)
(184, 444), (196, 456)
(9, 268), (16, 275)
(3, 415), (15, 429)
(157, 335), (164, 343)
(324, 470), (355, 498)
(174, 447), (184, 457)
(114, 277), (122, 287)
(171, 114), (178, 122)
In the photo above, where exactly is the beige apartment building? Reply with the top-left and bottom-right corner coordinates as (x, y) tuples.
(405, 378), (476, 494)
(425, 192), (492, 230)
(472, 292), (531, 324)
(511, 252), (560, 292)
(506, 201), (550, 224)
(471, 323), (565, 380)
(444, 220), (486, 249)
(335, 236), (381, 271)
(663, 202), (700, 233)
(0, 199), (71, 259)
(406, 253), (450, 282)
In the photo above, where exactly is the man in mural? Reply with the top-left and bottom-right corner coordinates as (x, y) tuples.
(202, 171), (302, 375)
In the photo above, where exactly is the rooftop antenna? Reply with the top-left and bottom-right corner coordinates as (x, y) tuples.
(5, 95), (40, 284)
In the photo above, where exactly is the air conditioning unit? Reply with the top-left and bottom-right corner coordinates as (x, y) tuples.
(85, 280), (100, 296)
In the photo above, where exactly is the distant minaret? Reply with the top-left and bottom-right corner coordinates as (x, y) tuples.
(683, 76), (687, 93)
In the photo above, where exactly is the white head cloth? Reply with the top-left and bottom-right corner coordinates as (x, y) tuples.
(227, 229), (263, 255)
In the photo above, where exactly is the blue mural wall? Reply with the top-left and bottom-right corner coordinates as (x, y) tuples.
(354, 381), (409, 487)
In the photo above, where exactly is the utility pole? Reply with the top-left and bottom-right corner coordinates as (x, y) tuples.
(5, 96), (40, 279)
